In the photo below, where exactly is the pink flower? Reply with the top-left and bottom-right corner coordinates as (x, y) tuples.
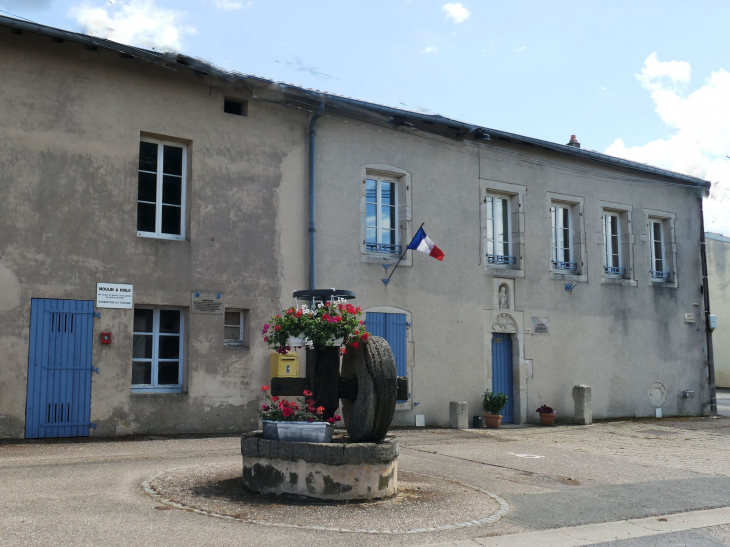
(361, 332), (369, 341)
(350, 342), (359, 350)
(274, 325), (281, 331)
(326, 417), (336, 424)
(261, 404), (270, 411)
(307, 417), (315, 423)
(333, 414), (342, 422)
(261, 385), (270, 392)
(282, 407), (294, 417)
(262, 324), (270, 334)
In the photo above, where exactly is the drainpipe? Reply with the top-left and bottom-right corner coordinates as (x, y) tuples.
(699, 197), (717, 415)
(309, 102), (325, 292)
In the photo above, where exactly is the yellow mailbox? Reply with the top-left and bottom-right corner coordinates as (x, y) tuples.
(271, 352), (298, 378)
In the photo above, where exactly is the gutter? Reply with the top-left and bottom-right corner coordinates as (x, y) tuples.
(699, 198), (717, 415)
(308, 102), (325, 291)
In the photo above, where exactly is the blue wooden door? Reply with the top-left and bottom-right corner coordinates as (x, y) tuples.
(491, 333), (514, 423)
(365, 312), (408, 401)
(25, 299), (96, 439)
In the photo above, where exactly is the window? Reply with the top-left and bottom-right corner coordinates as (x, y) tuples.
(132, 307), (183, 393)
(649, 220), (669, 280)
(224, 98), (246, 116)
(137, 139), (186, 240)
(602, 213), (624, 275)
(551, 205), (576, 271)
(486, 194), (514, 265)
(224, 309), (247, 347)
(365, 177), (399, 254)
(481, 179), (525, 277)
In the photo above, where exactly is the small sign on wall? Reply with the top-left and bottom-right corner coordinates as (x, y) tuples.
(96, 283), (133, 309)
(192, 291), (224, 314)
(684, 313), (695, 323)
(531, 317), (550, 334)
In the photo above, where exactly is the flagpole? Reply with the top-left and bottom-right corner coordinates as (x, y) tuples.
(382, 222), (425, 285)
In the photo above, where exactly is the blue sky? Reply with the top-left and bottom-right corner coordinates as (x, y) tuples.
(4, 0), (730, 234)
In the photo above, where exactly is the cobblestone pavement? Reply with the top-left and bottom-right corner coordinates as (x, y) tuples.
(1, 416), (729, 546)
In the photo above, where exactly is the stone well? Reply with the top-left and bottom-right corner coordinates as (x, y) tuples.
(241, 432), (398, 500)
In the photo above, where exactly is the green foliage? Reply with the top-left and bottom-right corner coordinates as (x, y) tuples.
(262, 300), (370, 355)
(483, 390), (508, 415)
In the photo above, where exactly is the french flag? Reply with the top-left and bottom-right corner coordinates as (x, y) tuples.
(408, 227), (444, 261)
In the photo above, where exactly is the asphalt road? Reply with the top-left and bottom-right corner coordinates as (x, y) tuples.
(2, 419), (730, 546)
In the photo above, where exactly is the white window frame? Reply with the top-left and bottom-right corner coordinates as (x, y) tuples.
(603, 212), (624, 276)
(598, 201), (636, 286)
(365, 176), (399, 255)
(224, 309), (247, 347)
(132, 306), (184, 393)
(137, 137), (187, 241)
(481, 179), (525, 278)
(360, 165), (412, 266)
(485, 193), (514, 266)
(551, 204), (575, 271)
(649, 220), (668, 281)
(644, 210), (677, 288)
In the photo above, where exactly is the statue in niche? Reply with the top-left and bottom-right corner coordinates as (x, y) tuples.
(499, 285), (509, 309)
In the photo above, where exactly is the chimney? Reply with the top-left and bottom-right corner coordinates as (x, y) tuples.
(567, 135), (581, 149)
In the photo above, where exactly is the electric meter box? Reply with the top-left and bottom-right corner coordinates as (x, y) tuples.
(271, 352), (298, 378)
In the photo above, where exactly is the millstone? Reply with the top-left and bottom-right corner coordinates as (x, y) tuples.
(341, 336), (397, 442)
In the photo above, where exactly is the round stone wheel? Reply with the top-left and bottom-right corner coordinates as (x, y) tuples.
(341, 336), (397, 442)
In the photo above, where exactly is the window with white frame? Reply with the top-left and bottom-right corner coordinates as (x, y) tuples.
(132, 307), (183, 392)
(365, 177), (399, 254)
(602, 212), (624, 275)
(224, 309), (247, 347)
(551, 205), (576, 270)
(649, 220), (669, 281)
(137, 139), (187, 240)
(486, 194), (514, 265)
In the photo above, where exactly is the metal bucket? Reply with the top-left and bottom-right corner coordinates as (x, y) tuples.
(262, 420), (334, 443)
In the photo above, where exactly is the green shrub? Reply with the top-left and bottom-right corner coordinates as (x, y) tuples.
(483, 390), (508, 415)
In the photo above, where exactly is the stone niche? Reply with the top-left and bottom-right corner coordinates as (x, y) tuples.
(241, 433), (399, 500)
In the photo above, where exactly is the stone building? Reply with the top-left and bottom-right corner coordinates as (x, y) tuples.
(706, 233), (730, 389)
(0, 17), (715, 439)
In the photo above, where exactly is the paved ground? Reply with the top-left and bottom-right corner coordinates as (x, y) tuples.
(1, 416), (730, 546)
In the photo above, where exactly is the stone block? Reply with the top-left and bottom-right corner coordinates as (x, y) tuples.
(573, 385), (592, 425)
(449, 401), (469, 429)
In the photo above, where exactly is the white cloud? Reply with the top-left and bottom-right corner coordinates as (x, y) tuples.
(211, 0), (252, 9)
(514, 45), (526, 53)
(212, 0), (242, 8)
(599, 86), (607, 91)
(68, 0), (196, 52)
(605, 53), (730, 236)
(422, 46), (439, 54)
(442, 2), (470, 23)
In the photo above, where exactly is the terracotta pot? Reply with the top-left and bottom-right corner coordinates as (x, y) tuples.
(483, 414), (503, 429)
(539, 412), (556, 426)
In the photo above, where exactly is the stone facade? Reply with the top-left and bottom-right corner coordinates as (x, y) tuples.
(0, 22), (713, 438)
(706, 233), (730, 388)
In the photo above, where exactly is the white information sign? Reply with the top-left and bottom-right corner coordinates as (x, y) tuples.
(531, 317), (550, 335)
(97, 283), (133, 309)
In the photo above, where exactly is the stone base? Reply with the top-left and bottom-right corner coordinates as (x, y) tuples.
(240, 432), (398, 500)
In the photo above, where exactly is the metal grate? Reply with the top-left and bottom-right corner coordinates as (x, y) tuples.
(487, 254), (516, 265)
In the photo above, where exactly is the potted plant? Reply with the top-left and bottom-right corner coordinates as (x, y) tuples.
(262, 299), (370, 356)
(483, 390), (508, 428)
(536, 404), (556, 426)
(259, 386), (342, 442)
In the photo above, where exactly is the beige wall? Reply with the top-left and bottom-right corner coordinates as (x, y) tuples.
(707, 234), (730, 388)
(0, 29), (711, 438)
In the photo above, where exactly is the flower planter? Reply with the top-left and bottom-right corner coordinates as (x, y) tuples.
(483, 413), (503, 429)
(287, 334), (308, 348)
(539, 412), (556, 426)
(262, 420), (335, 443)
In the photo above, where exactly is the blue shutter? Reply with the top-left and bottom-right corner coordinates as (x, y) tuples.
(385, 314), (407, 378)
(26, 299), (95, 439)
(365, 312), (385, 338)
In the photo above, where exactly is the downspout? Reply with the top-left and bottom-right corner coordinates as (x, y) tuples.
(699, 196), (717, 415)
(309, 102), (325, 291)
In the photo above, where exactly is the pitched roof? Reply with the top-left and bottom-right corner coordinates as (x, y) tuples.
(0, 14), (710, 189)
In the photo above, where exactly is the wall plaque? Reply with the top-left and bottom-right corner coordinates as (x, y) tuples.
(96, 283), (133, 309)
(531, 317), (550, 334)
(192, 291), (224, 315)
